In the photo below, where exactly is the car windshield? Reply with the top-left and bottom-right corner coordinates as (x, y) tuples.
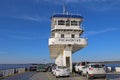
(91, 64), (103, 68)
(81, 62), (89, 65)
(58, 66), (67, 69)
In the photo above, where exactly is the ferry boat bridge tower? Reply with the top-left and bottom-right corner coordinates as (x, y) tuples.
(49, 10), (87, 72)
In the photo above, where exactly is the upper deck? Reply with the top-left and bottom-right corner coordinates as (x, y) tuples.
(51, 14), (83, 19)
(51, 14), (84, 30)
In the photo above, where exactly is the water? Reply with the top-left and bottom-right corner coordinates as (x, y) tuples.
(105, 63), (120, 71)
(0, 63), (120, 70)
(0, 64), (31, 70)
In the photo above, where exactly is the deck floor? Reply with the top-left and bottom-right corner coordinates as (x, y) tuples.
(1, 72), (120, 80)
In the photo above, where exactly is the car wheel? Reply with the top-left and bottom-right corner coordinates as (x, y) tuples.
(86, 73), (90, 79)
(56, 75), (59, 78)
(52, 72), (54, 75)
(102, 75), (106, 79)
(78, 70), (81, 75)
(55, 72), (59, 78)
(81, 72), (84, 76)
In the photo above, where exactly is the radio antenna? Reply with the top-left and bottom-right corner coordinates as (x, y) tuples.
(62, 0), (68, 14)
(63, 4), (66, 14)
(63, 3), (68, 14)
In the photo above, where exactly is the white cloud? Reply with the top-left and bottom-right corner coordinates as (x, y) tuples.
(87, 28), (119, 35)
(65, 0), (117, 3)
(0, 28), (48, 40)
(65, 0), (79, 3)
(7, 32), (42, 40)
(39, 0), (120, 11)
(40, 0), (109, 4)
(35, 0), (40, 3)
(9, 35), (39, 40)
(13, 15), (48, 22)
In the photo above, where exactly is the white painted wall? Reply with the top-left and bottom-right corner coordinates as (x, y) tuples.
(63, 45), (72, 72)
(55, 53), (63, 66)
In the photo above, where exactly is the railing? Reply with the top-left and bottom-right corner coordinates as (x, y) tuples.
(51, 25), (83, 30)
(0, 64), (30, 78)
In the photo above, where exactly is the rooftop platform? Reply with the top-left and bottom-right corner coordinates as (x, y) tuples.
(51, 14), (83, 19)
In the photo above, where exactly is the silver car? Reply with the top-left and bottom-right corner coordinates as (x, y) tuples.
(54, 66), (70, 78)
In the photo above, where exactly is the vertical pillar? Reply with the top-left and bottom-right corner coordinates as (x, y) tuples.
(55, 53), (63, 66)
(55, 58), (57, 65)
(60, 53), (63, 66)
(63, 45), (72, 72)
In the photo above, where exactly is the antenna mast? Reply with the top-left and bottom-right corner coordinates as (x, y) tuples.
(63, 1), (68, 14)
(63, 4), (65, 14)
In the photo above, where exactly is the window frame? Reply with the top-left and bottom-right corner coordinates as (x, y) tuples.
(66, 19), (70, 26)
(71, 20), (78, 26)
(71, 34), (75, 38)
(58, 20), (65, 25)
(61, 34), (64, 38)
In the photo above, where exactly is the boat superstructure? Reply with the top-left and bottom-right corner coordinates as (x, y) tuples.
(49, 7), (87, 72)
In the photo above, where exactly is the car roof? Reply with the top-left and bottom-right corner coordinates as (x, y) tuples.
(87, 63), (102, 65)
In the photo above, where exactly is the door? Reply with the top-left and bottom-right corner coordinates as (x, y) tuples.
(66, 57), (70, 67)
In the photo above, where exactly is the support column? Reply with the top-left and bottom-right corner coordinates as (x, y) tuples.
(63, 45), (72, 72)
(55, 58), (57, 65)
(55, 53), (63, 66)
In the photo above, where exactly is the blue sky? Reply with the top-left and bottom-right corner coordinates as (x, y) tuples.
(0, 0), (120, 64)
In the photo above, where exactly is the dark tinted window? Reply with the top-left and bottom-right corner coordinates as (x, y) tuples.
(81, 62), (89, 65)
(71, 21), (77, 26)
(66, 19), (70, 26)
(91, 64), (103, 68)
(58, 66), (67, 69)
(61, 34), (64, 38)
(71, 34), (75, 38)
(58, 20), (65, 25)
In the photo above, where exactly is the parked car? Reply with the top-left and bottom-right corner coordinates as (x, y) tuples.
(72, 63), (76, 72)
(82, 63), (106, 79)
(75, 62), (89, 74)
(51, 64), (57, 75)
(29, 64), (37, 71)
(54, 66), (70, 78)
(36, 64), (46, 72)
